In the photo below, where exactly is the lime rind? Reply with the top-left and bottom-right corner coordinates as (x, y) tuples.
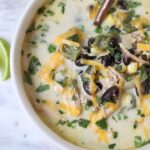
(0, 38), (10, 80)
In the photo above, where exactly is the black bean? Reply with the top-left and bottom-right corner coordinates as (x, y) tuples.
(117, 0), (128, 10)
(95, 81), (103, 90)
(75, 54), (96, 67)
(141, 54), (148, 61)
(129, 48), (135, 54)
(100, 86), (119, 105)
(88, 38), (95, 47)
(109, 37), (119, 48)
(123, 55), (131, 66)
(84, 46), (91, 53)
(100, 54), (114, 66)
(75, 56), (86, 67)
(81, 54), (96, 60)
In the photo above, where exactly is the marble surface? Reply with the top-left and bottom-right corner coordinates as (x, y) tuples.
(0, 1), (60, 150)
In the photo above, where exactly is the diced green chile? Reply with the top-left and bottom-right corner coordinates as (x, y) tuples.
(61, 44), (81, 61)
(92, 34), (120, 53)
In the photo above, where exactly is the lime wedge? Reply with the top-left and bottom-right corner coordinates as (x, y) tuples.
(0, 38), (10, 80)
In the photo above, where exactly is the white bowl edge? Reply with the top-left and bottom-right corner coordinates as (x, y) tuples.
(10, 0), (84, 150)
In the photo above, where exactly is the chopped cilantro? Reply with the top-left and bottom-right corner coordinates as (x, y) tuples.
(134, 136), (150, 148)
(96, 118), (108, 130)
(48, 44), (57, 53)
(49, 0), (55, 4)
(84, 100), (93, 110)
(95, 26), (102, 33)
(47, 10), (55, 16)
(59, 110), (65, 115)
(140, 65), (148, 82)
(23, 71), (32, 85)
(127, 1), (141, 9)
(58, 2), (66, 14)
(28, 56), (41, 75)
(108, 143), (116, 149)
(68, 34), (79, 42)
(38, 7), (46, 15)
(113, 131), (118, 139)
(36, 84), (50, 93)
(71, 95), (77, 101)
(78, 119), (90, 128)
(137, 110), (145, 118)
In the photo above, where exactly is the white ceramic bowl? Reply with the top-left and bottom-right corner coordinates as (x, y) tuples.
(10, 0), (83, 150)
(10, 0), (150, 150)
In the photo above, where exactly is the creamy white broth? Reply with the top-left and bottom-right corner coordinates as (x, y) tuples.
(22, 0), (150, 150)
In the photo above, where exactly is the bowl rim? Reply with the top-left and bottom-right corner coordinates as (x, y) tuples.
(10, 0), (84, 150)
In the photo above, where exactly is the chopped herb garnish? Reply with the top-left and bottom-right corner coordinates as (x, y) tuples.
(124, 74), (132, 82)
(96, 0), (104, 5)
(38, 7), (46, 14)
(67, 120), (78, 128)
(107, 47), (115, 55)
(28, 56), (41, 75)
(56, 119), (67, 125)
(112, 112), (128, 122)
(84, 100), (93, 110)
(47, 10), (55, 16)
(115, 65), (122, 72)
(95, 26), (102, 33)
(48, 44), (57, 53)
(134, 136), (150, 148)
(133, 121), (138, 129)
(58, 2), (66, 14)
(49, 0), (55, 4)
(96, 96), (102, 102)
(59, 109), (65, 115)
(23, 71), (32, 85)
(127, 1), (141, 9)
(36, 84), (50, 93)
(78, 119), (90, 128)
(68, 34), (79, 42)
(96, 118), (108, 130)
(50, 69), (55, 79)
(109, 7), (116, 13)
(79, 25), (85, 32)
(140, 65), (148, 82)
(108, 143), (116, 149)
(137, 110), (145, 118)
(41, 24), (49, 32)
(26, 23), (36, 33)
(57, 119), (90, 129)
(113, 131), (118, 139)
(71, 95), (77, 101)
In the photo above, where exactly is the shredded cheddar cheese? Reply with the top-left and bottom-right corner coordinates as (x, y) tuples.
(59, 103), (81, 117)
(39, 51), (64, 84)
(88, 4), (99, 19)
(137, 43), (150, 51)
(54, 27), (85, 45)
(90, 111), (108, 143)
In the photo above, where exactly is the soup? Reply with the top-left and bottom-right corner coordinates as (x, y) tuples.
(22, 0), (150, 149)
